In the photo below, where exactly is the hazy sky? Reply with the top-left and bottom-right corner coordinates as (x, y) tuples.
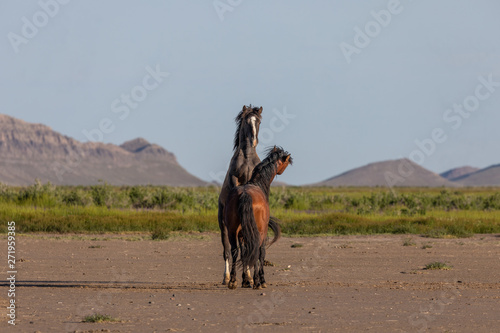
(1, 1), (499, 185)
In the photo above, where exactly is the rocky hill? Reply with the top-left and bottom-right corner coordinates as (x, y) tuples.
(313, 159), (458, 187)
(440, 166), (479, 181)
(0, 114), (206, 186)
(451, 164), (500, 186)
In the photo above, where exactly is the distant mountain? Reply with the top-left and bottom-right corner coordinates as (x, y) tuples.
(271, 180), (288, 187)
(451, 164), (500, 186)
(0, 114), (206, 186)
(440, 166), (479, 181)
(312, 159), (457, 187)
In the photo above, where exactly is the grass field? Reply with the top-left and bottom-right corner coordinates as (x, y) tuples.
(2, 180), (500, 238)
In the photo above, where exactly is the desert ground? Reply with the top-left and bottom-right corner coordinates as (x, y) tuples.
(1, 233), (500, 332)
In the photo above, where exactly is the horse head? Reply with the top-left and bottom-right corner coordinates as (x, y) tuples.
(270, 146), (293, 175)
(234, 105), (262, 150)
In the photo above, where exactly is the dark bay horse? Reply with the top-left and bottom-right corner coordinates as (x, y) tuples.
(219, 105), (262, 285)
(224, 147), (292, 289)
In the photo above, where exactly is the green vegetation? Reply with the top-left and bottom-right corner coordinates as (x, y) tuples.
(402, 238), (416, 246)
(82, 313), (119, 323)
(1, 181), (500, 237)
(424, 261), (453, 270)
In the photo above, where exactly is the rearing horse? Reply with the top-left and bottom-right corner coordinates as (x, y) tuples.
(224, 146), (292, 289)
(219, 105), (262, 285)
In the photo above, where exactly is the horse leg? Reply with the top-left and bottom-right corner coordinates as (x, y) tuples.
(219, 202), (230, 285)
(241, 265), (252, 288)
(259, 245), (267, 288)
(252, 259), (262, 290)
(220, 226), (230, 285)
(227, 234), (239, 290)
(239, 232), (253, 288)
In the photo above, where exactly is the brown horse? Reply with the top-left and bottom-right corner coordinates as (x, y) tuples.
(219, 105), (262, 285)
(224, 147), (292, 289)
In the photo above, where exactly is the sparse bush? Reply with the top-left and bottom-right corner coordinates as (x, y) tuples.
(392, 223), (417, 234)
(403, 238), (416, 246)
(0, 183), (17, 203)
(90, 181), (113, 207)
(284, 192), (309, 210)
(151, 227), (171, 240)
(2, 184), (500, 236)
(82, 313), (118, 323)
(17, 179), (59, 206)
(62, 189), (91, 206)
(482, 192), (500, 210)
(129, 186), (155, 209)
(423, 228), (449, 238)
(424, 261), (452, 270)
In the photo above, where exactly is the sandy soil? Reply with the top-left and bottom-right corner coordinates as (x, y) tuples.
(1, 233), (500, 332)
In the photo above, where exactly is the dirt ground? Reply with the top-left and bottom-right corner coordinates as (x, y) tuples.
(1, 233), (500, 333)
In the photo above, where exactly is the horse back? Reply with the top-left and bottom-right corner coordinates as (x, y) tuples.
(224, 184), (269, 237)
(219, 151), (260, 206)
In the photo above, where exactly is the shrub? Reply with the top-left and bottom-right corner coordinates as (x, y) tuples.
(17, 180), (59, 207)
(82, 313), (118, 323)
(403, 238), (416, 246)
(129, 186), (154, 209)
(424, 262), (452, 270)
(90, 181), (112, 207)
(62, 189), (91, 206)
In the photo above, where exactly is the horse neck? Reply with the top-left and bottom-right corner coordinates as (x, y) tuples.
(250, 170), (276, 201)
(237, 137), (258, 159)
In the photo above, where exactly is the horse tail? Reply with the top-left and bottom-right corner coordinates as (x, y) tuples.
(238, 192), (261, 269)
(268, 216), (281, 247)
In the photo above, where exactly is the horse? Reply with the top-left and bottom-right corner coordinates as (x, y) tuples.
(224, 146), (292, 289)
(218, 105), (263, 286)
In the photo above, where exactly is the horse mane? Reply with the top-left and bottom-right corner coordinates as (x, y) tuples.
(233, 105), (262, 151)
(249, 146), (292, 197)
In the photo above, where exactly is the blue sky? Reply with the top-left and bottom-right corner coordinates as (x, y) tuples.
(1, 0), (499, 185)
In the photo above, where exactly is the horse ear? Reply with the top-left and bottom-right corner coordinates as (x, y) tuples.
(285, 155), (291, 163)
(242, 105), (248, 112)
(272, 146), (278, 152)
(258, 107), (263, 115)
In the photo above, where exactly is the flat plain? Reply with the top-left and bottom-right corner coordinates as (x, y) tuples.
(1, 233), (499, 332)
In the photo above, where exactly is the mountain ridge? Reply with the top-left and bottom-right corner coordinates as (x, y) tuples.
(440, 166), (479, 181)
(3, 114), (500, 187)
(450, 164), (500, 186)
(0, 114), (206, 186)
(311, 159), (458, 187)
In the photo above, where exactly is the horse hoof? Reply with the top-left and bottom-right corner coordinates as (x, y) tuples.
(253, 284), (262, 290)
(222, 278), (230, 285)
(261, 283), (267, 288)
(228, 281), (237, 289)
(241, 281), (252, 288)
